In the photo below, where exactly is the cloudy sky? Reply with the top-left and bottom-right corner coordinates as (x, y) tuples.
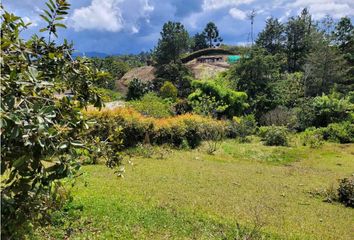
(4, 0), (354, 54)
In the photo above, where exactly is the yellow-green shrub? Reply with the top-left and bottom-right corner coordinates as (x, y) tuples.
(84, 107), (226, 148)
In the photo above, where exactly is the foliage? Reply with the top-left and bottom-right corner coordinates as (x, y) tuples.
(228, 115), (257, 141)
(188, 80), (248, 119)
(337, 176), (354, 208)
(258, 126), (289, 146)
(301, 128), (324, 148)
(129, 93), (173, 118)
(256, 17), (285, 55)
(295, 94), (353, 130)
(260, 106), (294, 127)
(228, 47), (279, 118)
(191, 32), (208, 51)
(0, 2), (105, 238)
(172, 99), (192, 115)
(159, 81), (178, 100)
(274, 72), (304, 108)
(91, 57), (130, 89)
(303, 31), (348, 96)
(321, 122), (354, 144)
(155, 61), (193, 97)
(189, 92), (228, 118)
(285, 8), (313, 72)
(96, 88), (122, 102)
(126, 78), (151, 100)
(84, 107), (226, 149)
(203, 22), (223, 48)
(154, 21), (189, 65)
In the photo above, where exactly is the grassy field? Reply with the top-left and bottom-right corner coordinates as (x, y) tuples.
(34, 140), (354, 240)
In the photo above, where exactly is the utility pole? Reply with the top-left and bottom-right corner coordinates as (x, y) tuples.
(248, 9), (256, 46)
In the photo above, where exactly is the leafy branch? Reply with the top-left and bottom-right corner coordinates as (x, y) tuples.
(40, 0), (70, 42)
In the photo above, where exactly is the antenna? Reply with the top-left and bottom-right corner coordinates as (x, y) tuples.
(247, 9), (256, 46)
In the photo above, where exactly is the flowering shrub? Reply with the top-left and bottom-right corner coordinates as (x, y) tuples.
(84, 107), (226, 149)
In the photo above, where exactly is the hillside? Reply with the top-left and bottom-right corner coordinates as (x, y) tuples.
(116, 60), (231, 93)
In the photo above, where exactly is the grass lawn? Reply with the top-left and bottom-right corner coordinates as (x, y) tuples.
(34, 140), (354, 239)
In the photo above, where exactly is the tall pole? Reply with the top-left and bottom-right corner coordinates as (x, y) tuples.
(248, 9), (256, 46)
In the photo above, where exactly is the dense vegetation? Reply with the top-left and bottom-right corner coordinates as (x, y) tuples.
(1, 1), (353, 239)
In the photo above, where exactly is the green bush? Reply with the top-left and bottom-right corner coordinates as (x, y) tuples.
(258, 126), (289, 146)
(96, 88), (122, 102)
(159, 81), (178, 100)
(126, 78), (151, 100)
(338, 176), (354, 207)
(173, 99), (192, 115)
(129, 93), (173, 118)
(321, 122), (354, 143)
(295, 94), (353, 130)
(301, 128), (324, 148)
(228, 115), (257, 141)
(188, 80), (248, 118)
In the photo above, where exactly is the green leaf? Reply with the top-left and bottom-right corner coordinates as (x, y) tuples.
(54, 23), (67, 29)
(44, 9), (52, 19)
(45, 2), (55, 12)
(40, 14), (51, 24)
(12, 156), (27, 168)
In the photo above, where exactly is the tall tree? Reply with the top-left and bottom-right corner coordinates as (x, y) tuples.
(203, 22), (223, 48)
(154, 21), (189, 65)
(303, 30), (348, 96)
(332, 17), (354, 92)
(192, 32), (208, 51)
(285, 8), (313, 72)
(333, 17), (354, 52)
(256, 17), (285, 54)
(228, 48), (280, 118)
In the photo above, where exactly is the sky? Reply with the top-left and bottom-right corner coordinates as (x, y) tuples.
(4, 0), (354, 54)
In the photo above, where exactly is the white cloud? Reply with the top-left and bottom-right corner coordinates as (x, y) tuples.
(202, 0), (255, 11)
(131, 26), (139, 34)
(69, 0), (154, 32)
(288, 0), (354, 19)
(70, 0), (124, 32)
(229, 8), (247, 20)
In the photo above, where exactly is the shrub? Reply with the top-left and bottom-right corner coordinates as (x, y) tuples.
(126, 78), (151, 100)
(188, 80), (248, 118)
(258, 126), (289, 146)
(84, 107), (226, 149)
(295, 94), (353, 130)
(228, 115), (257, 141)
(321, 122), (354, 143)
(159, 81), (178, 100)
(338, 176), (354, 207)
(173, 99), (192, 115)
(129, 93), (173, 118)
(301, 128), (324, 148)
(96, 88), (122, 102)
(260, 106), (294, 127)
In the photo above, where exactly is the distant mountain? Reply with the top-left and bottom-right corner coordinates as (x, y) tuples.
(72, 51), (109, 58)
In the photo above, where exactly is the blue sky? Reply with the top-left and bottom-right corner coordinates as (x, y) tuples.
(4, 0), (354, 54)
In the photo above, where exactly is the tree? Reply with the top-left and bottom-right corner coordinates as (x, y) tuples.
(126, 78), (151, 100)
(228, 48), (280, 118)
(154, 21), (189, 65)
(333, 17), (354, 52)
(256, 17), (285, 54)
(203, 22), (223, 48)
(192, 32), (208, 51)
(1, 1), (111, 237)
(333, 17), (354, 92)
(285, 8), (313, 72)
(160, 81), (178, 100)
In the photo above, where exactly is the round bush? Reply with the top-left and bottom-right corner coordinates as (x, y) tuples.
(160, 81), (178, 100)
(338, 176), (354, 207)
(258, 126), (289, 146)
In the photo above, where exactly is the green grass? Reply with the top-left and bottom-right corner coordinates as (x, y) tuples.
(34, 140), (354, 239)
